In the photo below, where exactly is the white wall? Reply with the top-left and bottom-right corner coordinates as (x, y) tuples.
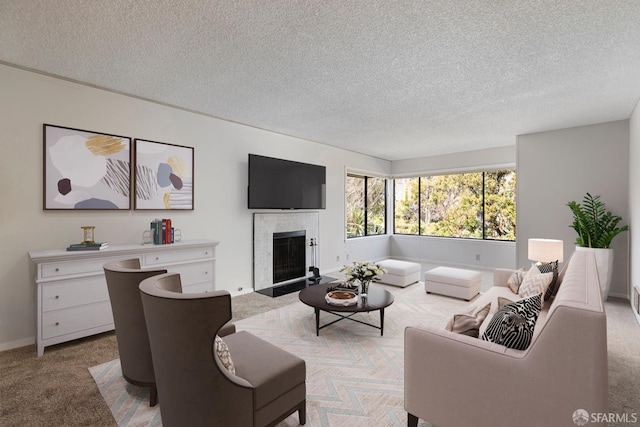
(629, 100), (640, 322)
(391, 145), (516, 176)
(390, 235), (515, 269)
(0, 65), (391, 350)
(517, 120), (630, 298)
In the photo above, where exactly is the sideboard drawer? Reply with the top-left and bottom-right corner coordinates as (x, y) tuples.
(41, 276), (110, 312)
(40, 255), (141, 279)
(41, 301), (113, 340)
(167, 262), (214, 288)
(144, 247), (214, 266)
(182, 281), (213, 294)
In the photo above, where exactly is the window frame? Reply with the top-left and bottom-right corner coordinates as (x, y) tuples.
(392, 169), (516, 242)
(346, 172), (387, 239)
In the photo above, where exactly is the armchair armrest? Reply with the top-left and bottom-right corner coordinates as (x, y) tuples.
(218, 322), (236, 337)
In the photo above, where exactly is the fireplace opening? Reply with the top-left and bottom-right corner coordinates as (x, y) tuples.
(273, 230), (306, 285)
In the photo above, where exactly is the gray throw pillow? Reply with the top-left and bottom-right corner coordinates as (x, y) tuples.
(445, 303), (491, 338)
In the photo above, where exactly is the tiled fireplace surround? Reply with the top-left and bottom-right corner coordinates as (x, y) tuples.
(253, 212), (319, 291)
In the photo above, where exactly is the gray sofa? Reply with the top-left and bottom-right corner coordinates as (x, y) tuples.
(404, 250), (608, 427)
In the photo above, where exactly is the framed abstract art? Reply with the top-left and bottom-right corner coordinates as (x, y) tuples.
(134, 139), (194, 210)
(43, 124), (132, 210)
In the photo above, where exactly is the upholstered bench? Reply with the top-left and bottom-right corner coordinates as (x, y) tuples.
(424, 267), (481, 300)
(375, 259), (421, 287)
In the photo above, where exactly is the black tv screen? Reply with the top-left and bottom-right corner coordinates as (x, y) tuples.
(248, 154), (326, 209)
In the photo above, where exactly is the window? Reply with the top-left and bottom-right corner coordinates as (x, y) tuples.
(393, 177), (419, 235)
(393, 170), (516, 241)
(346, 174), (387, 238)
(483, 170), (517, 240)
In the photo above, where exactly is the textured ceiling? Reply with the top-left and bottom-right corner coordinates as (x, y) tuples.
(2, 1), (640, 161)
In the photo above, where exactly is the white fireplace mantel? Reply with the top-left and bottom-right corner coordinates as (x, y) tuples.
(253, 212), (319, 291)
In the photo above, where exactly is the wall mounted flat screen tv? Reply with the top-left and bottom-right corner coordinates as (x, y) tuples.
(248, 154), (326, 209)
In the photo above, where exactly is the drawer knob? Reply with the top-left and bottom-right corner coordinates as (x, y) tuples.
(55, 295), (59, 299)
(55, 322), (59, 326)
(55, 268), (60, 272)
(155, 257), (159, 261)
(205, 251), (208, 255)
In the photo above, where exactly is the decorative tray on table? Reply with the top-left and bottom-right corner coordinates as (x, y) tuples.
(325, 290), (358, 306)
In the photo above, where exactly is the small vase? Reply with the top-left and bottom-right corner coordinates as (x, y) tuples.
(360, 280), (370, 296)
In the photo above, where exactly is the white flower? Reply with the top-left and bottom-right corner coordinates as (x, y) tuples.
(340, 261), (387, 284)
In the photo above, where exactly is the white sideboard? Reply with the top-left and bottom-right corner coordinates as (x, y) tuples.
(29, 239), (219, 356)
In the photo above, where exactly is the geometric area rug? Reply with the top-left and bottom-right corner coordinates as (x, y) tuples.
(89, 283), (469, 426)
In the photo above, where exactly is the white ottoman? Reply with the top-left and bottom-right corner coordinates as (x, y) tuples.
(424, 267), (481, 300)
(375, 259), (421, 287)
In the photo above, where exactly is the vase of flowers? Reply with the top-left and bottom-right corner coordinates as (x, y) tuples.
(340, 261), (387, 296)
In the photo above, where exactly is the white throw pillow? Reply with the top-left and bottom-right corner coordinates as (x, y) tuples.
(507, 268), (527, 294)
(518, 264), (553, 300)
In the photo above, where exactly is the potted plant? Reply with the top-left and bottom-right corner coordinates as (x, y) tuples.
(567, 193), (629, 300)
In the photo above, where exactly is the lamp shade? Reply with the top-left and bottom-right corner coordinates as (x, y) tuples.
(528, 238), (564, 263)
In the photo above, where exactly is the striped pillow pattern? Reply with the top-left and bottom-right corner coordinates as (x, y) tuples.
(519, 264), (553, 300)
(538, 261), (560, 300)
(481, 293), (542, 350)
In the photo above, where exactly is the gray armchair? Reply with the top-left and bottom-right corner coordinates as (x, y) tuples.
(103, 258), (167, 406)
(139, 272), (306, 427)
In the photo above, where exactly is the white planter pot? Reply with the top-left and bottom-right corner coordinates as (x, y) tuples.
(575, 246), (614, 301)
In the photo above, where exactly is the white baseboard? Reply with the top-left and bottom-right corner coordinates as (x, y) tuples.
(230, 287), (254, 297)
(0, 336), (35, 353)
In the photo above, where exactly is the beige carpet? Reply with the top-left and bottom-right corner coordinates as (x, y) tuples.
(90, 283), (466, 426)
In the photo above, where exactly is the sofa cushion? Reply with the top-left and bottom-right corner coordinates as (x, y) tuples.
(519, 264), (553, 300)
(481, 293), (542, 350)
(224, 330), (306, 410)
(445, 303), (491, 338)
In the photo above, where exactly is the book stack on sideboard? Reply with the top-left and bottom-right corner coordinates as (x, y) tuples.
(150, 218), (176, 244)
(66, 242), (109, 251)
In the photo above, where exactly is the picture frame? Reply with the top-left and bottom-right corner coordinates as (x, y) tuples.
(134, 139), (194, 210)
(43, 124), (132, 210)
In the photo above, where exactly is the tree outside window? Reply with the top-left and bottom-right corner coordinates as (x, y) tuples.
(394, 177), (419, 235)
(346, 174), (386, 238)
(393, 170), (516, 241)
(484, 170), (516, 240)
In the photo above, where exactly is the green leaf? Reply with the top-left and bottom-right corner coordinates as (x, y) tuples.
(567, 193), (628, 248)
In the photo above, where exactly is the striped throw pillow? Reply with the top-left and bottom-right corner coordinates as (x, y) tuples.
(481, 293), (542, 350)
(519, 264), (553, 300)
